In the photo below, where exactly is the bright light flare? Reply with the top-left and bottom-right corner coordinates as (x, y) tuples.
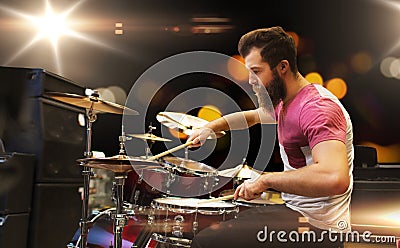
(0, 0), (121, 74)
(384, 210), (400, 224)
(374, 0), (400, 56)
(33, 7), (70, 45)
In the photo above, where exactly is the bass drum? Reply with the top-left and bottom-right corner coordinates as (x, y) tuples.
(69, 207), (158, 248)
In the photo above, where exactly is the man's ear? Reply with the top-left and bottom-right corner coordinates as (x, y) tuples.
(279, 60), (289, 71)
(279, 60), (289, 74)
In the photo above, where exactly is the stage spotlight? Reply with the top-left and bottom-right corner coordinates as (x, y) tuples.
(33, 5), (70, 45)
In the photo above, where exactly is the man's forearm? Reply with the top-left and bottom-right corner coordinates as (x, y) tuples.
(261, 163), (350, 197)
(206, 109), (261, 131)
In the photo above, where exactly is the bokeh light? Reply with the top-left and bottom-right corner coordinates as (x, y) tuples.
(96, 87), (115, 102)
(286, 31), (299, 48)
(389, 58), (400, 79)
(325, 77), (347, 99)
(197, 105), (222, 121)
(305, 72), (323, 85)
(380, 56), (400, 79)
(350, 51), (373, 74)
(108, 86), (127, 105)
(168, 128), (188, 140)
(227, 55), (248, 82)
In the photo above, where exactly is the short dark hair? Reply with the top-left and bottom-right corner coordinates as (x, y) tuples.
(238, 26), (298, 74)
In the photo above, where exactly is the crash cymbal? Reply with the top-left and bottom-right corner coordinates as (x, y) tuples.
(128, 133), (172, 142)
(156, 112), (225, 139)
(44, 92), (139, 115)
(77, 154), (163, 173)
(161, 156), (217, 174)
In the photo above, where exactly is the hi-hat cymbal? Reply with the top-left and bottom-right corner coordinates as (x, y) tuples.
(77, 154), (163, 173)
(128, 133), (172, 142)
(44, 92), (139, 115)
(156, 112), (225, 139)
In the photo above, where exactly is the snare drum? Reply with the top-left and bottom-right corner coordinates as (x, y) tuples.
(161, 157), (219, 197)
(149, 197), (239, 247)
(219, 189), (285, 208)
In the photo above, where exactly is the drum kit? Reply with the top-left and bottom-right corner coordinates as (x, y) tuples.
(44, 91), (283, 248)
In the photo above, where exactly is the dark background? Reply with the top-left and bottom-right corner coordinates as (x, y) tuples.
(1, 0), (399, 165)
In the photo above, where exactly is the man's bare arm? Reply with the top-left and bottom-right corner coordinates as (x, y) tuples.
(235, 140), (350, 199)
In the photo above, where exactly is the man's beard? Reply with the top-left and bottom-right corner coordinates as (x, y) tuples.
(253, 69), (286, 111)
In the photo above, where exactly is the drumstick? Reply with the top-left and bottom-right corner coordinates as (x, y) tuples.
(197, 194), (235, 204)
(146, 141), (193, 161)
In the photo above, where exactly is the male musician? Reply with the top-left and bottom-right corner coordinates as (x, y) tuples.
(188, 26), (354, 247)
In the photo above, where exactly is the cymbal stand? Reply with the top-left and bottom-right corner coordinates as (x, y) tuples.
(111, 172), (128, 248)
(111, 130), (129, 248)
(145, 123), (156, 159)
(119, 124), (131, 156)
(79, 95), (98, 248)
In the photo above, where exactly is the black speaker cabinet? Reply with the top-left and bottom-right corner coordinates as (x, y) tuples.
(1, 66), (87, 183)
(0, 66), (85, 98)
(0, 152), (35, 214)
(28, 183), (83, 248)
(0, 213), (30, 248)
(4, 97), (86, 182)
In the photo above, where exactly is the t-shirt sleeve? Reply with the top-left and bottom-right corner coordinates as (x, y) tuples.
(299, 98), (346, 149)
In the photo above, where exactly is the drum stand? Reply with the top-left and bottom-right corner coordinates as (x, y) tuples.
(79, 105), (97, 248)
(111, 172), (128, 248)
(110, 130), (130, 248)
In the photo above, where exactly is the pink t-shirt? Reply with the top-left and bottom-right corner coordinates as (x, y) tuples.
(275, 84), (354, 232)
(275, 84), (347, 169)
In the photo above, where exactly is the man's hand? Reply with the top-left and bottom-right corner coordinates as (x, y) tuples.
(186, 127), (215, 147)
(234, 177), (266, 201)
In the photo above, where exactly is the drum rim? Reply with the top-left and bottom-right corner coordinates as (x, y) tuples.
(151, 197), (239, 214)
(151, 233), (192, 247)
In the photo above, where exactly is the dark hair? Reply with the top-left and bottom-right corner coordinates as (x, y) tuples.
(238, 26), (298, 74)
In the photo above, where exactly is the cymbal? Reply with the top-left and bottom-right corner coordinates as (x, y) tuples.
(161, 156), (217, 174)
(77, 154), (163, 173)
(44, 92), (139, 115)
(156, 112), (225, 139)
(128, 133), (172, 142)
(236, 164), (263, 179)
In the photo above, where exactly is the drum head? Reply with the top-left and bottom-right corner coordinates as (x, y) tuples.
(234, 191), (285, 207)
(152, 197), (236, 213)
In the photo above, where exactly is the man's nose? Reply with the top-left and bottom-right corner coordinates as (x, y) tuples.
(248, 75), (257, 85)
